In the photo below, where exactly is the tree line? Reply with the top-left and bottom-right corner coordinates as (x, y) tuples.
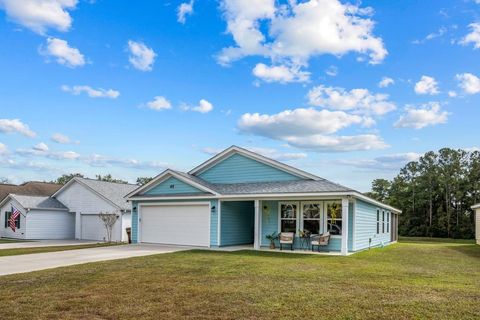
(51, 173), (154, 186)
(366, 148), (479, 239)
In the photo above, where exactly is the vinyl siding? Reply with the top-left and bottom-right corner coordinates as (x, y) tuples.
(354, 199), (391, 251)
(144, 177), (204, 195)
(26, 210), (75, 239)
(260, 200), (351, 252)
(131, 199), (218, 246)
(220, 201), (254, 246)
(197, 153), (303, 183)
(0, 198), (27, 240)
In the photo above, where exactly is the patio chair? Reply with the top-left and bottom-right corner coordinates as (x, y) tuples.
(279, 232), (295, 251)
(311, 232), (330, 252)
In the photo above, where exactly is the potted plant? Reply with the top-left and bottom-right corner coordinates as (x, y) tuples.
(266, 231), (279, 249)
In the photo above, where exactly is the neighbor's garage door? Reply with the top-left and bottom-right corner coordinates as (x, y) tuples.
(140, 204), (210, 246)
(81, 214), (106, 241)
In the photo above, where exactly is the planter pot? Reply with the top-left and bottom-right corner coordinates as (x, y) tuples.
(269, 242), (275, 249)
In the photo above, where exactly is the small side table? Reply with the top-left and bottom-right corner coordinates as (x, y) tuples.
(299, 236), (310, 250)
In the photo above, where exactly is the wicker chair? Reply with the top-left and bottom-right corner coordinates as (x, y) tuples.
(311, 232), (330, 252)
(279, 232), (295, 251)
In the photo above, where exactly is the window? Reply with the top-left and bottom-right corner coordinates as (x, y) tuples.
(376, 210), (380, 234)
(280, 203), (297, 233)
(302, 203), (321, 234)
(326, 202), (342, 235)
(382, 211), (385, 233)
(4, 211), (19, 229)
(386, 212), (390, 233)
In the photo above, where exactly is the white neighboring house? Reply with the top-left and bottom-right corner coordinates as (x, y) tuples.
(53, 177), (137, 242)
(0, 194), (74, 240)
(472, 203), (480, 245)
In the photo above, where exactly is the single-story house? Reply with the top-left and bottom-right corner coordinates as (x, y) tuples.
(0, 194), (74, 240)
(472, 203), (480, 245)
(53, 177), (137, 242)
(126, 146), (401, 255)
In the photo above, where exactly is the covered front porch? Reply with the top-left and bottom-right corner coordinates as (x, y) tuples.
(217, 197), (353, 255)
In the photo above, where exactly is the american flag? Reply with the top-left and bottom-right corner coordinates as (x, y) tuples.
(9, 205), (21, 232)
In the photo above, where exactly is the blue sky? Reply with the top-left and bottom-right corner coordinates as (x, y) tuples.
(0, 0), (479, 191)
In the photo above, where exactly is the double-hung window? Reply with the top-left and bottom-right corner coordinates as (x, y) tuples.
(376, 210), (380, 234)
(382, 211), (385, 233)
(302, 203), (321, 234)
(326, 202), (342, 235)
(279, 203), (298, 233)
(387, 212), (390, 233)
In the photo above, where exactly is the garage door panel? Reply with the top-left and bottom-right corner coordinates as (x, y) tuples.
(140, 204), (210, 247)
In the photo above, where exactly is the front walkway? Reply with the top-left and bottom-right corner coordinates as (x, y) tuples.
(0, 244), (190, 276)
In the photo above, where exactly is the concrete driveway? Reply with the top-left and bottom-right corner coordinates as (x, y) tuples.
(0, 244), (190, 276)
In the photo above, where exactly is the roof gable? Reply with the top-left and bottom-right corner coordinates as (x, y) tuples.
(126, 170), (219, 199)
(189, 146), (318, 183)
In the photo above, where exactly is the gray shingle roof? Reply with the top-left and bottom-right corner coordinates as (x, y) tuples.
(76, 178), (138, 211)
(10, 194), (68, 210)
(210, 179), (353, 195)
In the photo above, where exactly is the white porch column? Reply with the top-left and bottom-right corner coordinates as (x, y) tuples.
(75, 212), (81, 240)
(254, 200), (261, 250)
(341, 197), (349, 256)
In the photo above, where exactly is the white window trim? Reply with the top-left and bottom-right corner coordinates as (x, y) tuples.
(278, 201), (299, 233)
(324, 200), (343, 237)
(300, 201), (324, 235)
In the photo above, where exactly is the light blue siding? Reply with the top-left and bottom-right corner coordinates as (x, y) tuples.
(220, 201), (254, 246)
(198, 153), (303, 183)
(144, 177), (203, 195)
(354, 199), (391, 251)
(260, 200), (350, 252)
(131, 199), (218, 247)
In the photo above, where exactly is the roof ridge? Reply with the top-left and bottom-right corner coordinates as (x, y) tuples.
(76, 177), (137, 186)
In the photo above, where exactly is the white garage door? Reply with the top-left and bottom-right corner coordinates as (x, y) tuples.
(140, 204), (210, 247)
(81, 214), (107, 241)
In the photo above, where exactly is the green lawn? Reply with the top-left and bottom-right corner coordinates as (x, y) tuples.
(0, 243), (121, 257)
(0, 238), (478, 320)
(0, 238), (29, 243)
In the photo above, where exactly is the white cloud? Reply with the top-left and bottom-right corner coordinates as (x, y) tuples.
(307, 85), (396, 116)
(16, 145), (80, 160)
(0, 119), (36, 137)
(187, 99), (214, 113)
(127, 40), (156, 72)
(41, 37), (85, 68)
(252, 63), (310, 83)
(177, 0), (194, 24)
(414, 75), (439, 95)
(378, 77), (394, 88)
(394, 102), (449, 129)
(448, 90), (457, 97)
(412, 26), (447, 44)
(0, 0), (77, 34)
(325, 65), (338, 77)
(237, 108), (386, 152)
(85, 154), (169, 170)
(33, 142), (49, 152)
(338, 152), (422, 171)
(217, 0), (387, 69)
(460, 23), (480, 49)
(284, 134), (388, 152)
(51, 133), (77, 144)
(201, 146), (307, 161)
(456, 73), (480, 94)
(0, 143), (7, 155)
(239, 108), (363, 137)
(146, 96), (172, 111)
(61, 85), (120, 99)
